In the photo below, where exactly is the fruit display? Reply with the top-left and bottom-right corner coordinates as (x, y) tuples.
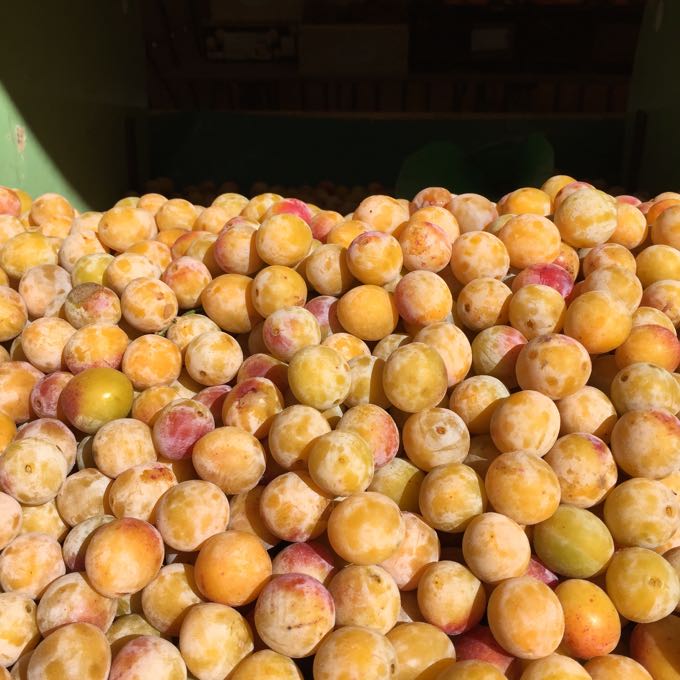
(1, 179), (680, 680)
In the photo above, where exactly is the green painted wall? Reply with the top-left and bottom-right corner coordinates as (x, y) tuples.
(628, 0), (680, 193)
(0, 1), (146, 211)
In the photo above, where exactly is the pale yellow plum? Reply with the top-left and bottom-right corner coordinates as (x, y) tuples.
(0, 437), (68, 506)
(328, 491), (405, 565)
(122, 335), (182, 391)
(326, 219), (370, 248)
(556, 386), (617, 442)
(0, 361), (43, 424)
(328, 564), (399, 634)
(161, 257), (211, 310)
(498, 187), (551, 216)
(121, 277), (177, 334)
(254, 573), (336, 657)
(62, 515), (115, 572)
(448, 193), (498, 233)
(155, 198), (196, 232)
(63, 322), (129, 374)
(582, 265), (642, 315)
(542, 174), (577, 203)
(313, 626), (397, 680)
(555, 188), (617, 248)
(470, 325), (527, 388)
(399, 220), (452, 273)
(0, 593), (39, 667)
(19, 316), (75, 373)
(437, 660), (506, 680)
(166, 315), (219, 356)
(354, 194), (409, 234)
(411, 187), (453, 212)
(58, 229), (107, 275)
(415, 322), (472, 388)
(155, 480), (228, 553)
(260, 470), (333, 543)
(228, 486), (280, 550)
(126, 239), (172, 271)
(616, 324), (680, 372)
(98, 207), (157, 252)
(387, 622), (454, 680)
(585, 654), (653, 680)
(15, 417), (75, 474)
(545, 433), (617, 508)
(337, 403), (400, 468)
(450, 231), (509, 285)
(487, 576), (564, 660)
(382, 343), (447, 414)
(395, 270), (453, 327)
(268, 405), (330, 470)
(252, 267), (307, 320)
(565, 289), (633, 354)
(368, 458), (425, 513)
(288, 345), (351, 410)
(0, 232), (59, 280)
(56, 467), (111, 527)
(26, 622), (110, 680)
(606, 547), (680, 622)
(485, 450), (560, 525)
(194, 530), (271, 606)
(419, 463), (485, 532)
(108, 462), (177, 523)
(604, 478), (680, 550)
(85, 518), (164, 599)
(456, 278), (511, 332)
(304, 243), (354, 296)
(0, 492), (22, 549)
(610, 408), (680, 478)
(508, 283), (566, 339)
(449, 376), (509, 435)
(516, 333), (591, 400)
(462, 512), (531, 584)
(179, 603), (253, 680)
(140, 563), (204, 636)
(307, 430), (374, 497)
(202, 273), (262, 333)
(0, 532), (65, 599)
(192, 426), (265, 494)
(610, 362), (680, 414)
(344, 354), (389, 408)
(103, 253), (161, 296)
(337, 284), (399, 341)
(497, 214), (561, 269)
(19, 264), (71, 318)
(256, 213), (312, 266)
(19, 500), (67, 541)
(230, 650), (303, 680)
(490, 390), (560, 456)
(345, 230), (402, 286)
(520, 654), (591, 680)
(379, 512), (439, 591)
(322, 332), (370, 363)
(36, 571), (117, 636)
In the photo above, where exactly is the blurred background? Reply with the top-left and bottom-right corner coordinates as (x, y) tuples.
(0, 0), (676, 210)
